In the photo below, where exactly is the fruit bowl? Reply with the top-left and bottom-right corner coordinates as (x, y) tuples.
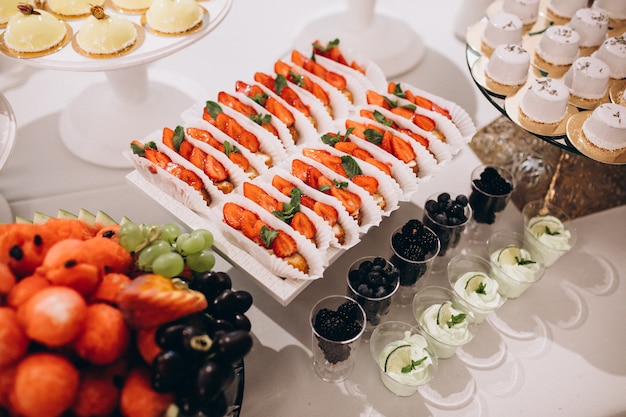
(0, 210), (251, 417)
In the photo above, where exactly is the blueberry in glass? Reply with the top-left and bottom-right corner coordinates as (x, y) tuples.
(469, 165), (514, 225)
(347, 257), (400, 327)
(423, 192), (471, 257)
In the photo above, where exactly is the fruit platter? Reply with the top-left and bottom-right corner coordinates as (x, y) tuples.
(0, 209), (251, 417)
(125, 38), (477, 305)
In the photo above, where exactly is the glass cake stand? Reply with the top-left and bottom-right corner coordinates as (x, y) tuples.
(292, 0), (425, 78)
(0, 0), (232, 168)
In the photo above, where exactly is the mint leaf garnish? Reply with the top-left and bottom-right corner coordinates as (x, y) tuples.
(447, 313), (466, 328)
(401, 356), (428, 373)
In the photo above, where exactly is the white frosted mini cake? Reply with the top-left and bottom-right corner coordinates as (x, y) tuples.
(502, 0), (540, 25)
(76, 6), (137, 55)
(485, 43), (530, 86)
(568, 8), (609, 48)
(0, 0), (35, 25)
(582, 103), (626, 151)
(592, 0), (626, 21)
(594, 35), (626, 79)
(536, 25), (580, 66)
(145, 0), (203, 34)
(520, 77), (570, 124)
(547, 0), (588, 19)
(563, 56), (610, 100)
(46, 0), (105, 18)
(481, 11), (523, 53)
(3, 5), (66, 53)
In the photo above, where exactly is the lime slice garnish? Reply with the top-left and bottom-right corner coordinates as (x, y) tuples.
(436, 301), (453, 326)
(384, 344), (412, 373)
(464, 274), (485, 293)
(528, 218), (562, 236)
(497, 246), (522, 265)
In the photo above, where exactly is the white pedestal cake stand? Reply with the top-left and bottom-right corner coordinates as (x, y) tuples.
(293, 0), (425, 79)
(2, 0), (232, 168)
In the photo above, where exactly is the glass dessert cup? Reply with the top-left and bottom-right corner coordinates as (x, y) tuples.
(422, 192), (472, 271)
(522, 200), (577, 268)
(412, 286), (477, 359)
(466, 164), (515, 244)
(487, 230), (545, 299)
(447, 253), (507, 324)
(369, 321), (438, 397)
(389, 223), (440, 306)
(346, 256), (400, 332)
(310, 295), (366, 383)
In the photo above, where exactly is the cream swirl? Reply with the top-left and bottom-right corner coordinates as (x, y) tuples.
(453, 271), (503, 311)
(527, 215), (572, 251)
(378, 332), (433, 387)
(490, 246), (541, 283)
(420, 303), (472, 347)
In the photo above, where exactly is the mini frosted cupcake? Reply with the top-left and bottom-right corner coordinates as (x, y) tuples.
(3, 4), (68, 55)
(75, 6), (140, 57)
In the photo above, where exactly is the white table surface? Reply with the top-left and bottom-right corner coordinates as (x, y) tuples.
(1, 1), (625, 416)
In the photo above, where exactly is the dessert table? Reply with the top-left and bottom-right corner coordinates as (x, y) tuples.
(1, 1), (625, 416)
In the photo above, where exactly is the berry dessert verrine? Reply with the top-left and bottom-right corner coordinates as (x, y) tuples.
(389, 219), (440, 306)
(466, 164), (515, 244)
(487, 230), (545, 299)
(346, 256), (400, 330)
(412, 286), (477, 359)
(369, 321), (437, 397)
(522, 200), (576, 267)
(422, 192), (472, 263)
(447, 254), (506, 324)
(310, 295), (366, 383)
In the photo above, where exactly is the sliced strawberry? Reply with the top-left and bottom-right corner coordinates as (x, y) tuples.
(291, 50), (346, 92)
(329, 187), (361, 216)
(116, 274), (207, 329)
(241, 209), (261, 241)
(391, 134), (416, 163)
(185, 127), (214, 144)
(162, 127), (175, 150)
(366, 90), (389, 109)
(270, 231), (297, 258)
(189, 146), (207, 171)
(271, 175), (294, 197)
(332, 141), (358, 154)
(203, 153), (229, 182)
(218, 91), (256, 118)
(412, 114), (437, 132)
(290, 212), (316, 240)
(178, 140), (194, 161)
(351, 174), (378, 195)
(312, 201), (338, 226)
(223, 202), (244, 230)
(228, 151), (250, 172)
(243, 182), (282, 213)
(365, 157), (392, 176)
(390, 106), (416, 121)
(291, 159), (310, 184)
(264, 96), (295, 128)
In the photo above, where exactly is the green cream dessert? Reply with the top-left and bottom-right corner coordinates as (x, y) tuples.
(489, 245), (542, 299)
(419, 301), (474, 359)
(452, 271), (504, 323)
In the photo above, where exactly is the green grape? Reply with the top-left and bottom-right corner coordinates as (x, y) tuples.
(152, 252), (185, 277)
(118, 222), (145, 252)
(161, 223), (182, 244)
(191, 229), (214, 250)
(185, 250), (216, 273)
(176, 233), (205, 256)
(137, 240), (174, 271)
(140, 223), (162, 242)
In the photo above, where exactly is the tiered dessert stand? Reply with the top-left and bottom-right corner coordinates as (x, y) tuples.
(0, 0), (232, 168)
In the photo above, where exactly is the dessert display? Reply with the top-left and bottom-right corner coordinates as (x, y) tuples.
(448, 254), (506, 323)
(346, 257), (400, 329)
(563, 56), (610, 105)
(522, 200), (575, 267)
(501, 0), (540, 26)
(145, 0), (204, 35)
(0, 0), (34, 26)
(1, 4), (69, 56)
(74, 6), (139, 57)
(582, 102), (626, 152)
(593, 35), (626, 79)
(468, 165), (514, 225)
(484, 43), (531, 87)
(46, 0), (105, 19)
(310, 295), (366, 382)
(546, 0), (588, 21)
(481, 11), (523, 54)
(519, 77), (570, 125)
(370, 322), (436, 396)
(567, 8), (609, 49)
(389, 219), (440, 305)
(0, 212), (252, 417)
(413, 287), (476, 359)
(535, 24), (580, 67)
(422, 192), (471, 258)
(487, 231), (544, 299)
